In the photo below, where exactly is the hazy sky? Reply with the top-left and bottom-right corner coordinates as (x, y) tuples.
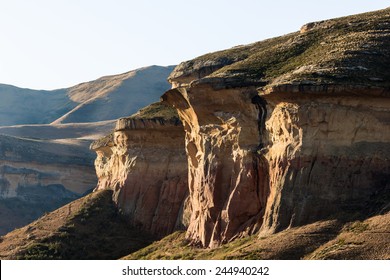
(1, 0), (389, 90)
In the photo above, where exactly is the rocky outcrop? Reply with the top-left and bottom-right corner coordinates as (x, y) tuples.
(259, 88), (390, 235)
(161, 8), (390, 248)
(91, 103), (189, 237)
(162, 85), (268, 248)
(163, 80), (389, 249)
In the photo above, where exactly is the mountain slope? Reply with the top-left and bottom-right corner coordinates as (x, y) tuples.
(0, 85), (73, 126)
(169, 8), (390, 92)
(0, 65), (174, 126)
(124, 212), (390, 260)
(0, 65), (174, 236)
(0, 190), (153, 259)
(0, 134), (98, 235)
(52, 65), (175, 124)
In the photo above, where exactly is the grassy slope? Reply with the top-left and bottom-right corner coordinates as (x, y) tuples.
(90, 102), (180, 150)
(124, 212), (390, 260)
(0, 190), (154, 259)
(172, 8), (390, 90)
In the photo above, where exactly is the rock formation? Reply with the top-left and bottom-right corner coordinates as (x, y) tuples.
(161, 8), (390, 247)
(1, 8), (389, 259)
(91, 103), (189, 236)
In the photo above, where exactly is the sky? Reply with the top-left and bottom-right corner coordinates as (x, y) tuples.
(0, 0), (389, 90)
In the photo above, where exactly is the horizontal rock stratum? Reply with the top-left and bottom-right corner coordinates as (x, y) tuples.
(91, 103), (190, 237)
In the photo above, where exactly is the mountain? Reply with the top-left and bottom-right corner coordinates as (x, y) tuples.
(162, 7), (390, 248)
(1, 8), (389, 259)
(0, 85), (71, 126)
(0, 65), (174, 126)
(0, 65), (174, 236)
(52, 65), (176, 124)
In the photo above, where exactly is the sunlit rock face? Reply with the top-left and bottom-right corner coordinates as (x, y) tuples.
(93, 8), (390, 248)
(92, 108), (189, 237)
(259, 88), (390, 236)
(162, 84), (268, 248)
(164, 75), (389, 248)
(163, 7), (390, 247)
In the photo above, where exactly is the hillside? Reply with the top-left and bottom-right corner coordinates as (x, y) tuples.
(0, 134), (97, 235)
(0, 65), (174, 236)
(0, 190), (153, 259)
(0, 85), (72, 126)
(125, 212), (390, 260)
(52, 65), (175, 124)
(170, 8), (390, 92)
(0, 65), (174, 126)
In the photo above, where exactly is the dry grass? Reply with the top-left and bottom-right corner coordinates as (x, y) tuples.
(124, 212), (390, 260)
(0, 190), (154, 259)
(172, 8), (390, 90)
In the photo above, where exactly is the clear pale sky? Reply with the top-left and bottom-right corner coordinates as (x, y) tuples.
(1, 0), (389, 90)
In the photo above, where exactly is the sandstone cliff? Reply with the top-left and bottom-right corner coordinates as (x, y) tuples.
(162, 8), (390, 247)
(3, 8), (389, 259)
(91, 103), (189, 237)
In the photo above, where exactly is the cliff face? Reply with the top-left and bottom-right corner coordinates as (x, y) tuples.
(91, 103), (189, 236)
(259, 89), (389, 235)
(162, 8), (390, 247)
(162, 85), (268, 247)
(164, 81), (389, 249)
(89, 8), (390, 250)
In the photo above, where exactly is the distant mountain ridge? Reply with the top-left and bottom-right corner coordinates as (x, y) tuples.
(0, 65), (175, 126)
(0, 65), (175, 236)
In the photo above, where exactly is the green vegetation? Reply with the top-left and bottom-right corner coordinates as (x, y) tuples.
(178, 8), (390, 90)
(346, 221), (369, 233)
(130, 102), (179, 121)
(89, 132), (114, 150)
(90, 102), (180, 149)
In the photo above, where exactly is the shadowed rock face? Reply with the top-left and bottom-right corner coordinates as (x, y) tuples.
(162, 8), (390, 248)
(0, 134), (98, 235)
(259, 91), (389, 235)
(91, 104), (189, 237)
